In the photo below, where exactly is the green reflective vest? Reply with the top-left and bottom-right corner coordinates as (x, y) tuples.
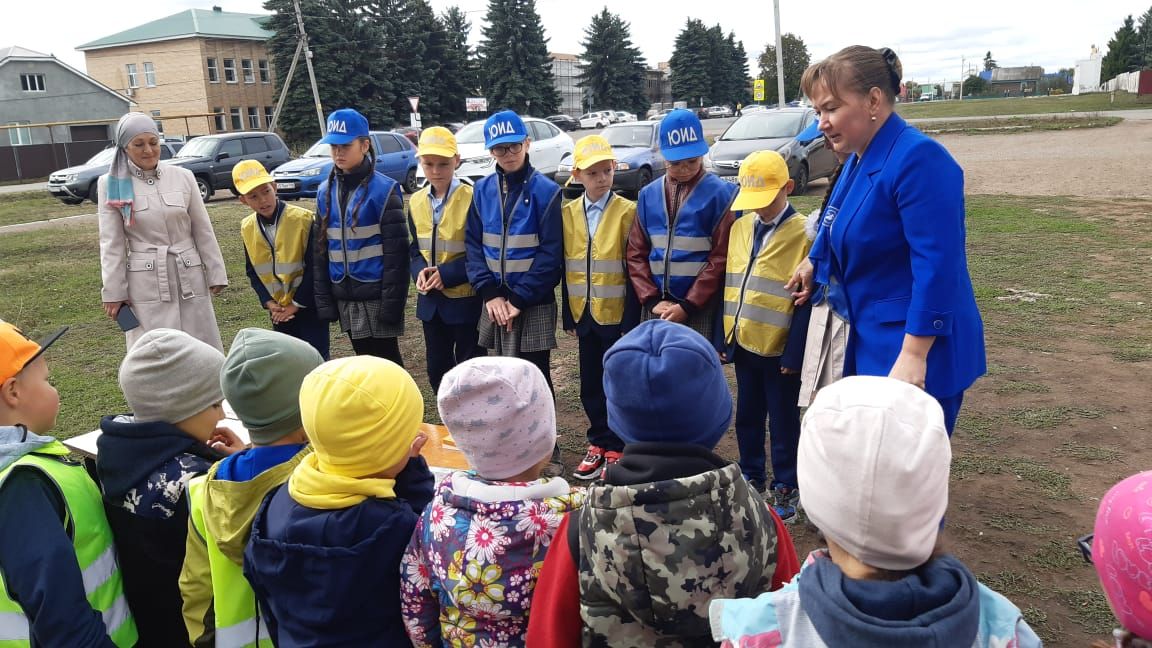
(0, 441), (137, 647)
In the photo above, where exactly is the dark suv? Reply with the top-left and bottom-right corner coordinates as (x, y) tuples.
(163, 132), (291, 201)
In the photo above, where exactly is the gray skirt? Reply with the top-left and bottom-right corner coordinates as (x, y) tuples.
(797, 301), (850, 407)
(338, 299), (405, 340)
(478, 302), (558, 355)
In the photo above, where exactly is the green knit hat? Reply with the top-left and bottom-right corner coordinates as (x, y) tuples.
(221, 329), (324, 444)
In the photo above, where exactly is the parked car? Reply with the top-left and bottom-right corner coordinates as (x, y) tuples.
(739, 104), (769, 115)
(271, 131), (418, 199)
(705, 107), (836, 195)
(47, 142), (183, 205)
(416, 117), (574, 187)
(706, 105), (734, 118)
(613, 111), (637, 123)
(393, 126), (421, 145)
(546, 114), (580, 131)
(577, 111), (613, 129)
(161, 132), (291, 202)
(653, 108), (676, 122)
(554, 121), (665, 199)
(442, 122), (466, 133)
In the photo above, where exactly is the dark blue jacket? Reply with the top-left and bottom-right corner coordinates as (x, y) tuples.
(244, 201), (318, 310)
(244, 457), (435, 647)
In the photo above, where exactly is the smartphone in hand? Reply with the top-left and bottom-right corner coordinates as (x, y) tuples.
(115, 305), (140, 331)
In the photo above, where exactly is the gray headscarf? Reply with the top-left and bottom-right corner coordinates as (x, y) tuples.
(106, 112), (161, 226)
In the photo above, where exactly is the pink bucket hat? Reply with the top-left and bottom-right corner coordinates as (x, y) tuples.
(1092, 471), (1152, 639)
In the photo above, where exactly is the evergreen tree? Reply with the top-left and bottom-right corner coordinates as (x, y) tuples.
(1136, 6), (1152, 68)
(438, 5), (479, 120)
(669, 19), (713, 106)
(983, 51), (998, 71)
(577, 9), (649, 115)
(706, 24), (734, 107)
(758, 33), (811, 104)
(477, 0), (559, 115)
(1103, 15), (1143, 81)
(727, 33), (752, 107)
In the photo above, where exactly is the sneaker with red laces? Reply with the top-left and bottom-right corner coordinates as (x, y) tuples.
(598, 450), (623, 481)
(573, 445), (606, 481)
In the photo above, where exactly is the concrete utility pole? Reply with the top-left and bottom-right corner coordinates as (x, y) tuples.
(773, 0), (786, 107)
(959, 55), (966, 100)
(293, 0), (326, 135)
(268, 40), (303, 131)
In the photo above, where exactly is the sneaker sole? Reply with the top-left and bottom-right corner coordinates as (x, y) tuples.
(571, 469), (601, 481)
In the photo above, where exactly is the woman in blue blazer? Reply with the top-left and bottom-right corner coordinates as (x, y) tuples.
(787, 45), (985, 433)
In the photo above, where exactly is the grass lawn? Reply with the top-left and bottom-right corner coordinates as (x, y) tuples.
(897, 90), (1152, 119)
(0, 190), (97, 228)
(917, 115), (1122, 135)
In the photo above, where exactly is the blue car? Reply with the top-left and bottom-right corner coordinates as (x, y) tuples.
(271, 131), (418, 199)
(554, 120), (666, 199)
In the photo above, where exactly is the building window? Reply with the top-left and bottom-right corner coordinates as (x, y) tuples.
(241, 59), (254, 84)
(247, 107), (260, 129)
(230, 107), (242, 130)
(143, 62), (156, 87)
(258, 59), (270, 83)
(223, 59), (236, 83)
(212, 107), (225, 132)
(151, 110), (163, 134)
(19, 74), (45, 92)
(7, 121), (32, 146)
(126, 63), (139, 88)
(207, 57), (219, 83)
(264, 106), (275, 128)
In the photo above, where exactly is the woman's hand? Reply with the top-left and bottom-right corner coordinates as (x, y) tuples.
(103, 301), (127, 319)
(888, 350), (928, 390)
(785, 258), (814, 306)
(210, 285), (225, 296)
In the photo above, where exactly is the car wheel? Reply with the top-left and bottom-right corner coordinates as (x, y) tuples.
(637, 167), (653, 191)
(195, 176), (212, 203)
(791, 163), (809, 196)
(403, 168), (418, 194)
(87, 180), (99, 204)
(61, 198), (83, 206)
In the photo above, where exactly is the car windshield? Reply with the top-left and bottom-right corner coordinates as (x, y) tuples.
(719, 112), (805, 141)
(455, 122), (485, 144)
(603, 125), (652, 148)
(175, 138), (218, 157)
(303, 142), (331, 158)
(86, 148), (116, 165)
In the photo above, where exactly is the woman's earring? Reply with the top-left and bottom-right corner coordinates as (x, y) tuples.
(871, 115), (877, 121)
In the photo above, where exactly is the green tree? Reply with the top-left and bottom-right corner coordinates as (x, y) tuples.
(983, 51), (998, 71)
(758, 33), (811, 104)
(727, 33), (752, 107)
(1103, 15), (1143, 81)
(669, 18), (713, 106)
(437, 5), (479, 119)
(962, 74), (988, 96)
(577, 8), (649, 115)
(477, 0), (559, 115)
(1136, 6), (1152, 68)
(705, 24), (733, 106)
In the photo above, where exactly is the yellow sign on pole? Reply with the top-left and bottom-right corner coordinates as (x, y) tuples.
(753, 79), (766, 101)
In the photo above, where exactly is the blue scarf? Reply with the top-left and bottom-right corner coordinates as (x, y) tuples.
(105, 112), (160, 226)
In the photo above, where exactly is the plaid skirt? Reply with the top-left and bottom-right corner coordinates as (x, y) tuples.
(478, 302), (558, 355)
(640, 301), (716, 341)
(338, 299), (405, 340)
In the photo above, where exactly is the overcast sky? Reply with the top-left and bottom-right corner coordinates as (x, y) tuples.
(5, 0), (1147, 85)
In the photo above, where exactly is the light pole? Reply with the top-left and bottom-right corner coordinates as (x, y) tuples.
(773, 0), (786, 107)
(959, 55), (967, 101)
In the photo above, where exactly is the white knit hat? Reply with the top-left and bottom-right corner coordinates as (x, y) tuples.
(797, 376), (951, 571)
(437, 357), (556, 480)
(119, 328), (224, 424)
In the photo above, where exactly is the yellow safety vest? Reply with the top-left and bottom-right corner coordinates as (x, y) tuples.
(410, 183), (476, 299)
(0, 442), (137, 648)
(723, 212), (811, 357)
(240, 203), (314, 307)
(563, 195), (636, 326)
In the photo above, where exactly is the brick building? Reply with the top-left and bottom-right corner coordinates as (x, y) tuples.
(78, 7), (277, 138)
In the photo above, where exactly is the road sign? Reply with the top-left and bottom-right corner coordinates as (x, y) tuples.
(466, 97), (488, 112)
(408, 96), (420, 112)
(754, 79), (766, 102)
(410, 113), (422, 129)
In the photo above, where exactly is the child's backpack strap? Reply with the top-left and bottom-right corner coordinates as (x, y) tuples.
(566, 507), (583, 559)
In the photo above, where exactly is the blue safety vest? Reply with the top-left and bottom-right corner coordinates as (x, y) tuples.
(317, 172), (400, 283)
(473, 171), (560, 289)
(637, 174), (737, 299)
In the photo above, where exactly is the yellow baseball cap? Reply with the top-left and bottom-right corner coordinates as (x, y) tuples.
(232, 160), (275, 196)
(417, 127), (457, 158)
(730, 150), (791, 211)
(573, 135), (616, 170)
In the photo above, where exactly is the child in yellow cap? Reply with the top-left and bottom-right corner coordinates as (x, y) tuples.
(233, 159), (330, 359)
(407, 127), (482, 392)
(562, 135), (639, 481)
(722, 150), (812, 522)
(244, 356), (434, 646)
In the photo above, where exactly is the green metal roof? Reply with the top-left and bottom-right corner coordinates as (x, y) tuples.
(76, 9), (272, 51)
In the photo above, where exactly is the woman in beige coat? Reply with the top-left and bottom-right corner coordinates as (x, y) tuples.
(98, 113), (228, 351)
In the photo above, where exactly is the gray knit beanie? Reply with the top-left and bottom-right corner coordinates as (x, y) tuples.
(119, 328), (225, 423)
(221, 328), (323, 444)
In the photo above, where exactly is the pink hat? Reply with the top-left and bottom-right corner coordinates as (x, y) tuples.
(1093, 471), (1152, 639)
(437, 357), (556, 481)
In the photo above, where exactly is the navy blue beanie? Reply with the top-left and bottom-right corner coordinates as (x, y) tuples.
(603, 320), (733, 448)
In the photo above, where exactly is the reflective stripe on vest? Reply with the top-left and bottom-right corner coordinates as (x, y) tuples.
(637, 174), (738, 299)
(722, 212), (811, 356)
(474, 171), (559, 288)
(0, 443), (137, 648)
(240, 204), (314, 307)
(562, 194), (636, 325)
(411, 183), (476, 299)
(187, 477), (274, 648)
(319, 173), (399, 283)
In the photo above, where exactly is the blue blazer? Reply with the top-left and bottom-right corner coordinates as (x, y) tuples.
(810, 113), (985, 398)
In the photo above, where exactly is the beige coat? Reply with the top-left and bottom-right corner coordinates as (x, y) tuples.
(98, 164), (228, 351)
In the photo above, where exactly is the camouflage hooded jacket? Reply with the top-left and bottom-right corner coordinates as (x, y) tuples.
(575, 461), (779, 648)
